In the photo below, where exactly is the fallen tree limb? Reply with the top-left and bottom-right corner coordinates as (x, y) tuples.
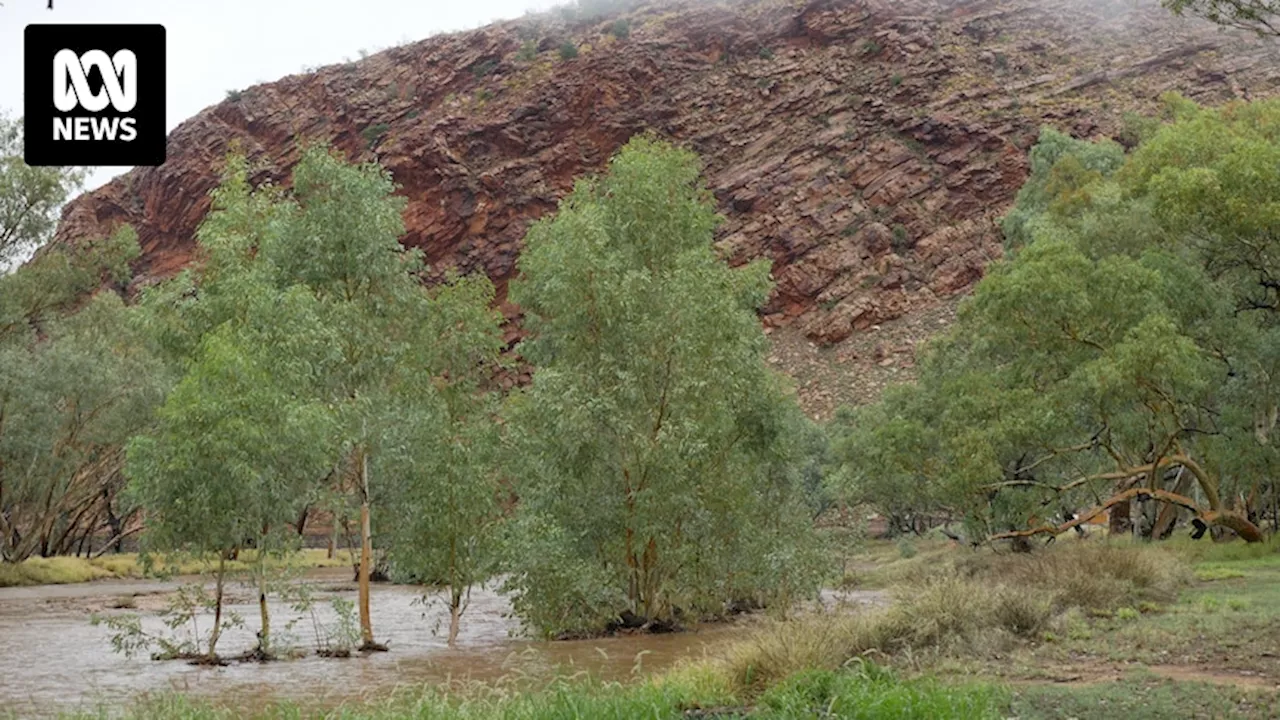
(990, 487), (1264, 544)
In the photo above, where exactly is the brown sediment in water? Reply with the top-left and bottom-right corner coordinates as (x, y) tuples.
(0, 568), (750, 717)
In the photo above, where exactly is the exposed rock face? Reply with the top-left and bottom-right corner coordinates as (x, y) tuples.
(50, 0), (1280, 349)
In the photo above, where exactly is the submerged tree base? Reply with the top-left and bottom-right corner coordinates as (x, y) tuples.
(358, 640), (389, 653)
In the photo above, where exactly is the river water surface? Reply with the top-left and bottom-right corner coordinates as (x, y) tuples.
(1, 569), (786, 717)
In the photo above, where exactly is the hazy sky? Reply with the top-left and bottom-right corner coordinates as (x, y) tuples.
(0, 0), (562, 190)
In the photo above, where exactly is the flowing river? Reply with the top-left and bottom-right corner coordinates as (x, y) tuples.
(0, 569), (883, 717)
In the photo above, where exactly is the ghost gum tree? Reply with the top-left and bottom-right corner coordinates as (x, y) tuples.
(832, 97), (1280, 546)
(504, 136), (824, 638)
(258, 145), (432, 651)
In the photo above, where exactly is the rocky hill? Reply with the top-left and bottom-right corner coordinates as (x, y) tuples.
(49, 0), (1280, 416)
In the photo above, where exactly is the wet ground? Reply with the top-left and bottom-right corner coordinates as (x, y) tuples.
(0, 571), (882, 717)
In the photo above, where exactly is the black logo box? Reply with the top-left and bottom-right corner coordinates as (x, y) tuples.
(24, 24), (166, 167)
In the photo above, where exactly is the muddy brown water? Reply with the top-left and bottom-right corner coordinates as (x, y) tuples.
(0, 570), (883, 717)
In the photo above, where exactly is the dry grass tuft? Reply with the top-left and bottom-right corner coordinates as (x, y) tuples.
(715, 540), (1190, 695)
(951, 540), (1190, 611)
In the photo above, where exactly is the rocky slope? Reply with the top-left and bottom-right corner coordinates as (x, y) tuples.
(49, 0), (1280, 413)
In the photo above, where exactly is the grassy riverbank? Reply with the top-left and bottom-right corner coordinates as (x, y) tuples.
(0, 549), (355, 587)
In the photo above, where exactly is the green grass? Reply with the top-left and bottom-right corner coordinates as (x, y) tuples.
(754, 666), (1006, 719)
(1009, 671), (1280, 719)
(0, 549), (356, 587)
(62, 663), (1007, 719)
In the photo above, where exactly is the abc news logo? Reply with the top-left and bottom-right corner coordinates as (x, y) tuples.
(24, 25), (166, 166)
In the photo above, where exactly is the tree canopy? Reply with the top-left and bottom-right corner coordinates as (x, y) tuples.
(1163, 0), (1280, 36)
(504, 135), (824, 636)
(832, 97), (1280, 546)
(0, 113), (85, 267)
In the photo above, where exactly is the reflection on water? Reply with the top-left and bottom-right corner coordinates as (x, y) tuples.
(0, 569), (745, 717)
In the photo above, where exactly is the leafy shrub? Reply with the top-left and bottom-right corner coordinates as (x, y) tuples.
(896, 536), (917, 558)
(360, 123), (390, 148)
(516, 40), (538, 62)
(891, 224), (911, 253)
(471, 59), (499, 78)
(759, 46), (775, 60)
(559, 41), (579, 60)
(225, 89), (242, 102)
(608, 19), (630, 39)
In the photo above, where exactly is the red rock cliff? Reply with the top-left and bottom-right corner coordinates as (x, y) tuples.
(49, 0), (1280, 347)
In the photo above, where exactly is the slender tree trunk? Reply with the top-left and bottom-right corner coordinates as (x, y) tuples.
(207, 554), (226, 661)
(327, 518), (337, 560)
(448, 585), (462, 648)
(256, 564), (271, 657)
(356, 446), (382, 650)
(295, 504), (310, 538)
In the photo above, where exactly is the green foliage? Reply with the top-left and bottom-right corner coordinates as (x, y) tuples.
(130, 145), (507, 648)
(516, 41), (538, 61)
(558, 41), (579, 60)
(1011, 672), (1280, 719)
(471, 59), (499, 78)
(0, 226), (162, 564)
(758, 46), (775, 60)
(0, 112), (85, 266)
(1118, 110), (1162, 148)
(361, 123), (390, 148)
(1000, 127), (1125, 251)
(224, 89), (242, 102)
(832, 97), (1280, 544)
(1162, 0), (1280, 36)
(607, 19), (630, 39)
(92, 580), (246, 660)
(380, 272), (507, 640)
(891, 223), (911, 253)
(504, 135), (825, 637)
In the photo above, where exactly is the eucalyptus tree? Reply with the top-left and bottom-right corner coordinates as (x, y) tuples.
(1163, 0), (1280, 35)
(256, 144), (427, 651)
(136, 145), (493, 650)
(0, 226), (165, 563)
(126, 288), (336, 658)
(0, 112), (85, 267)
(504, 136), (824, 637)
(380, 273), (506, 647)
(126, 163), (338, 659)
(833, 98), (1280, 545)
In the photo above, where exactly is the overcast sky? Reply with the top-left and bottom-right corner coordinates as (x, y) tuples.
(0, 0), (562, 190)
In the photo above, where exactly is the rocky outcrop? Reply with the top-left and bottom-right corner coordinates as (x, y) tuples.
(50, 0), (1280, 348)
